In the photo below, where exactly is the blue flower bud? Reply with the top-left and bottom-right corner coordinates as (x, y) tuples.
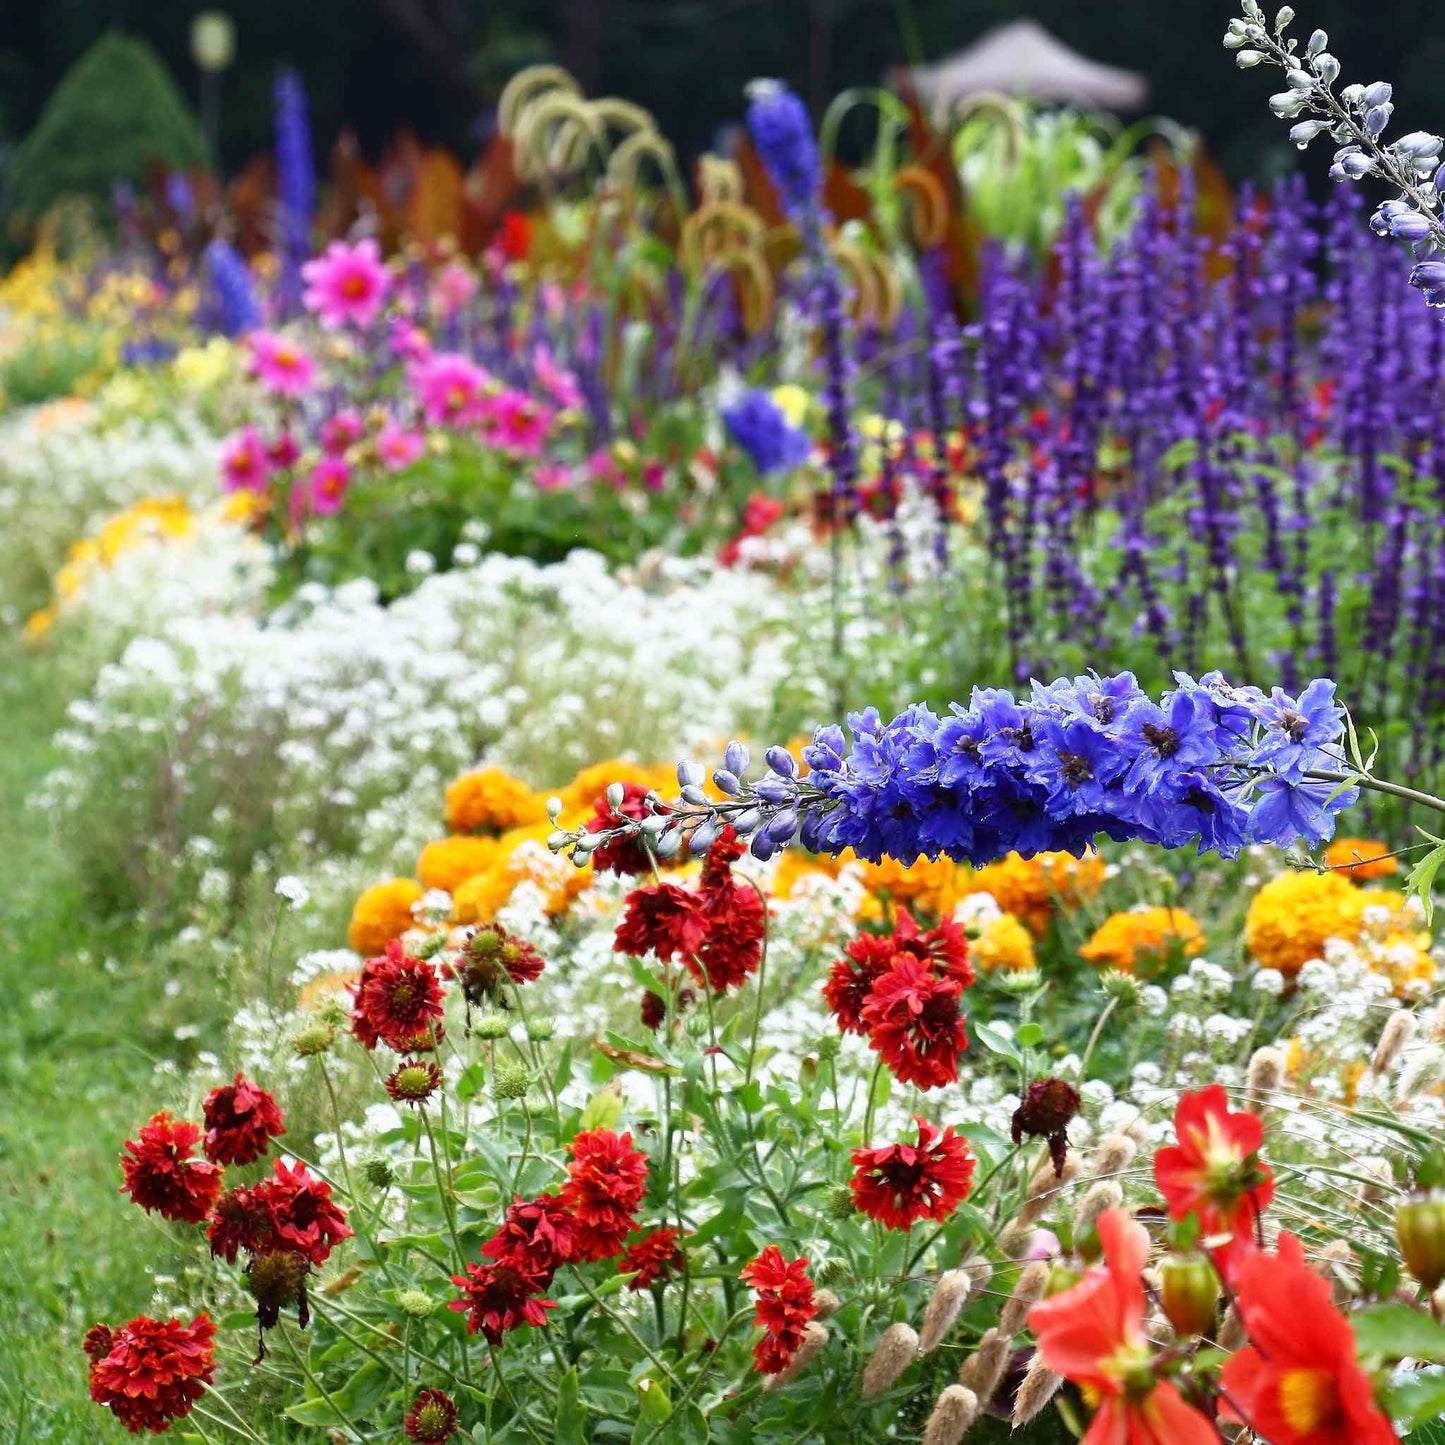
(1364, 81), (1394, 108)
(724, 740), (750, 776)
(1306, 28), (1327, 57)
(1410, 261), (1445, 292)
(764, 810), (799, 845)
(680, 785), (709, 806)
(688, 821), (718, 856)
(677, 761), (704, 789)
(755, 776), (796, 806)
(764, 746), (798, 779)
(1435, 162), (1445, 193)
(1365, 105), (1393, 138)
(733, 808), (762, 835)
(1270, 91), (1307, 117)
(1341, 151), (1375, 178)
(1290, 120), (1328, 148)
(1391, 212), (1434, 243)
(1395, 132), (1444, 158)
(712, 769), (741, 797)
(1285, 69), (1313, 91)
(749, 831), (777, 862)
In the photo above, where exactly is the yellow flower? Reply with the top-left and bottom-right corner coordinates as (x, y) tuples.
(451, 867), (518, 926)
(417, 836), (503, 894)
(971, 851), (1106, 937)
(444, 767), (545, 834)
(771, 383), (811, 429)
(1323, 836), (1397, 880)
(972, 913), (1036, 972)
(1243, 871), (1364, 978)
(855, 853), (969, 919)
(1079, 906), (1205, 974)
(347, 878), (424, 955)
(22, 608), (56, 644)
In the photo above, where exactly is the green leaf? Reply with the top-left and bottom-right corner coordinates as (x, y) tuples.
(286, 1398), (345, 1427)
(1017, 1022), (1045, 1049)
(1405, 837), (1445, 928)
(554, 1367), (586, 1444)
(1353, 1303), (1445, 1363)
(972, 1020), (1023, 1067)
(455, 1061), (486, 1101)
(1387, 1371), (1445, 1428)
(580, 1083), (626, 1133)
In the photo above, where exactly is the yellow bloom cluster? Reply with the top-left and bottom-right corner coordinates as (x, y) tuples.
(347, 877), (424, 955)
(971, 912), (1037, 972)
(1079, 906), (1205, 975)
(1322, 836), (1397, 881)
(444, 767), (547, 834)
(969, 850), (1107, 937)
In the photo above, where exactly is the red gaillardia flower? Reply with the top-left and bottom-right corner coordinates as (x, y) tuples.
(259, 1158), (353, 1265)
(120, 1113), (225, 1224)
(201, 1073), (286, 1166)
(560, 1128), (650, 1262)
(206, 1184), (273, 1263)
(1028, 1208), (1218, 1445)
(86, 1312), (216, 1434)
(351, 940), (445, 1052)
(586, 784), (667, 876)
(447, 922), (545, 1008)
(386, 1059), (444, 1107)
(449, 1259), (557, 1344)
(620, 1227), (686, 1288)
(405, 1387), (459, 1443)
(482, 1193), (577, 1283)
(1154, 1084), (1273, 1279)
(850, 1117), (976, 1230)
(1221, 1232), (1396, 1445)
(823, 930), (899, 1035)
(859, 955), (969, 1090)
(614, 882), (709, 961)
(691, 828), (765, 992)
(741, 1245), (817, 1375)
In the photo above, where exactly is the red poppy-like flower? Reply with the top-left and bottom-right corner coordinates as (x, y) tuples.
(449, 1259), (556, 1344)
(385, 1059), (444, 1107)
(740, 1245), (817, 1374)
(850, 1117), (976, 1230)
(1028, 1208), (1218, 1445)
(405, 1387), (459, 1443)
(482, 1193), (577, 1283)
(614, 882), (709, 961)
(206, 1184), (273, 1263)
(120, 1112), (225, 1224)
(1154, 1084), (1273, 1280)
(497, 211), (532, 263)
(859, 955), (969, 1090)
(447, 923), (545, 1006)
(86, 1312), (216, 1435)
(351, 940), (445, 1052)
(691, 841), (765, 992)
(620, 1227), (685, 1289)
(259, 1158), (353, 1266)
(824, 909), (973, 1035)
(560, 1128), (650, 1262)
(1221, 1232), (1395, 1445)
(584, 784), (667, 876)
(201, 1073), (286, 1166)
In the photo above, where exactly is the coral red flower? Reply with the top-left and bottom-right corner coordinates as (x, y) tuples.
(859, 955), (969, 1090)
(447, 922), (545, 1006)
(718, 493), (787, 566)
(614, 882), (709, 961)
(86, 1312), (216, 1434)
(201, 1073), (286, 1166)
(259, 1158), (353, 1266)
(405, 1387), (459, 1443)
(824, 908), (972, 1035)
(620, 1227), (685, 1289)
(1028, 1208), (1218, 1445)
(1221, 1232), (1395, 1445)
(585, 785), (668, 876)
(740, 1246), (817, 1374)
(449, 1259), (556, 1344)
(385, 1058), (444, 1106)
(351, 940), (446, 1052)
(560, 1129), (650, 1262)
(120, 1113), (225, 1224)
(692, 835), (765, 992)
(482, 1193), (577, 1283)
(206, 1184), (273, 1263)
(850, 1117), (976, 1230)
(497, 210), (532, 263)
(1154, 1084), (1273, 1280)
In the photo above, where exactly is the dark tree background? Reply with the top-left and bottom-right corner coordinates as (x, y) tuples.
(1, 0), (1442, 183)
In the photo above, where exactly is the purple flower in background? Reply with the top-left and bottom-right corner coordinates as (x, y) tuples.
(273, 69), (315, 310)
(203, 240), (259, 337)
(721, 388), (809, 475)
(745, 81), (821, 224)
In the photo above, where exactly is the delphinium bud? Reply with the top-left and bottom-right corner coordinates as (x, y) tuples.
(861, 1321), (919, 1397)
(922, 1385), (979, 1445)
(1160, 1254), (1220, 1337)
(1397, 1195), (1445, 1290)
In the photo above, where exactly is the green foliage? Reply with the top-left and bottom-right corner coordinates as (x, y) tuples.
(2, 32), (206, 240)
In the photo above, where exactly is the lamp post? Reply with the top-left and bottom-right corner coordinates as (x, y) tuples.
(191, 10), (236, 171)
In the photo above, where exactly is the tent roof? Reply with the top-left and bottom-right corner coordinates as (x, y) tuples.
(904, 19), (1148, 112)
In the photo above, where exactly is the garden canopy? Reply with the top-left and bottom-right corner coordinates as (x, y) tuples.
(902, 18), (1148, 112)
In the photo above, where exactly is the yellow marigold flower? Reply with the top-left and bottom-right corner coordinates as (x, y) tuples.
(222, 490), (267, 525)
(1323, 836), (1397, 880)
(451, 866), (518, 926)
(347, 878), (424, 955)
(22, 607), (56, 644)
(971, 851), (1106, 938)
(856, 853), (969, 919)
(444, 767), (545, 834)
(1243, 871), (1364, 978)
(417, 835), (502, 894)
(1079, 906), (1205, 975)
(555, 759), (676, 819)
(771, 383), (811, 429)
(972, 913), (1036, 972)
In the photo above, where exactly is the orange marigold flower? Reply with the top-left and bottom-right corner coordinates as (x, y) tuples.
(1243, 870), (1364, 977)
(1078, 906), (1205, 976)
(417, 835), (502, 894)
(1028, 1207), (1218, 1445)
(971, 850), (1105, 937)
(347, 877), (423, 955)
(1323, 835), (1397, 880)
(444, 767), (545, 834)
(1221, 1233), (1396, 1444)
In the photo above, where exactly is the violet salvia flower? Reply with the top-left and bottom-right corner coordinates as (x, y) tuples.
(552, 672), (1361, 872)
(273, 68), (316, 310)
(745, 81), (822, 229)
(722, 389), (809, 475)
(203, 240), (259, 336)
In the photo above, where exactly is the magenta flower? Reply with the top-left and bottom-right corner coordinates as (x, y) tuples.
(302, 238), (391, 329)
(431, 261), (478, 319)
(247, 330), (317, 397)
(309, 456), (352, 515)
(411, 351), (492, 427)
(377, 421), (425, 471)
(220, 427), (272, 493)
(532, 345), (584, 409)
(320, 409), (365, 456)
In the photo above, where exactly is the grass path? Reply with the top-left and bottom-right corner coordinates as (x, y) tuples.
(0, 646), (197, 1441)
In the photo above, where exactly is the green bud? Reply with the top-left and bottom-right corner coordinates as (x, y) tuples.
(996, 968), (1043, 997)
(814, 1258), (852, 1288)
(815, 1033), (842, 1061)
(475, 1013), (513, 1040)
(292, 1021), (336, 1057)
(524, 1016), (556, 1042)
(1397, 1195), (1445, 1290)
(1160, 1254), (1220, 1337)
(492, 1061), (531, 1100)
(362, 1156), (396, 1189)
(396, 1288), (435, 1318)
(1100, 969), (1142, 1005)
(826, 1185), (857, 1220)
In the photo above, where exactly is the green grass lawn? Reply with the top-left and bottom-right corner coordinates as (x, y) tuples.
(0, 645), (214, 1441)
